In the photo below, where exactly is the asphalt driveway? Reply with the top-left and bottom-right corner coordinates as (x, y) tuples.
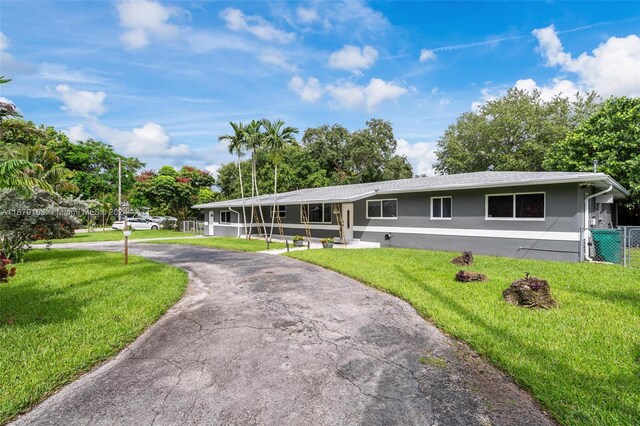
(13, 244), (553, 425)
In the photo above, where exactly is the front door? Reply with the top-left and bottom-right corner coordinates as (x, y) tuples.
(341, 203), (354, 242)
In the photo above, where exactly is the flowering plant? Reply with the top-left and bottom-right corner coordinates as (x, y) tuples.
(0, 253), (16, 284)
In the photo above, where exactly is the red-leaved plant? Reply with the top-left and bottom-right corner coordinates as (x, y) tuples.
(0, 252), (16, 284)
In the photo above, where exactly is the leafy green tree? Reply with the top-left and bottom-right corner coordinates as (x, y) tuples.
(130, 166), (216, 220)
(301, 124), (350, 183)
(0, 76), (20, 123)
(434, 89), (600, 174)
(382, 155), (414, 180)
(0, 189), (89, 261)
(544, 97), (640, 204)
(347, 119), (399, 183)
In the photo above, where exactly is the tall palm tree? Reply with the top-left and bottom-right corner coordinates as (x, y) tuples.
(243, 120), (268, 239)
(261, 119), (298, 240)
(219, 121), (249, 236)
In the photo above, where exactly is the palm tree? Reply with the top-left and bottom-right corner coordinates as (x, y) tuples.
(0, 144), (76, 194)
(261, 119), (298, 240)
(219, 121), (249, 236)
(243, 120), (268, 239)
(0, 158), (50, 193)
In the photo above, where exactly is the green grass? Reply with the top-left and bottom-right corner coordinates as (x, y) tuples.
(287, 248), (640, 425)
(37, 229), (189, 244)
(631, 248), (640, 268)
(0, 250), (187, 424)
(142, 236), (285, 252)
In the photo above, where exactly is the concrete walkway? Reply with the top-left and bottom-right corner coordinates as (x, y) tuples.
(13, 244), (553, 425)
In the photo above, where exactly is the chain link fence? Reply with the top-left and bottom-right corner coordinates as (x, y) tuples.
(179, 221), (204, 234)
(623, 227), (640, 269)
(579, 227), (640, 267)
(579, 227), (625, 265)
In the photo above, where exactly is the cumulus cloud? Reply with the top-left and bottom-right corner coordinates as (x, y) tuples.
(289, 76), (323, 103)
(328, 45), (378, 75)
(395, 138), (437, 176)
(326, 78), (407, 110)
(90, 120), (191, 157)
(65, 124), (93, 142)
(56, 84), (107, 117)
(533, 25), (640, 96)
(419, 49), (436, 62)
(296, 7), (318, 24)
(259, 50), (297, 72)
(514, 78), (580, 101)
(471, 88), (500, 112)
(116, 0), (181, 49)
(220, 8), (294, 43)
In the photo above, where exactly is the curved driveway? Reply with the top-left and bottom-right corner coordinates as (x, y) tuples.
(14, 244), (553, 425)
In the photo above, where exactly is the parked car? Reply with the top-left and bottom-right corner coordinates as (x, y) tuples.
(112, 218), (160, 230)
(148, 216), (166, 225)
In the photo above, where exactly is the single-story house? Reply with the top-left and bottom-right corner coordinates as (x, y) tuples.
(194, 171), (629, 261)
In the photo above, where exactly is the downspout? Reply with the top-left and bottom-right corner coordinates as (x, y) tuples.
(583, 185), (613, 261)
(229, 207), (241, 238)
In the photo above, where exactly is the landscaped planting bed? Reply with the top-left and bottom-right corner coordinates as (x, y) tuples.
(0, 250), (187, 424)
(288, 248), (640, 425)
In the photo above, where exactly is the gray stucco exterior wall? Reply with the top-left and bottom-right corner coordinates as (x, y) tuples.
(203, 183), (593, 261)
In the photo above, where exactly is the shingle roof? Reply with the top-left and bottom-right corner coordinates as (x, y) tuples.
(194, 171), (628, 209)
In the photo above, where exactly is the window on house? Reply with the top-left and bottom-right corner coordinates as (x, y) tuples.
(270, 205), (286, 219)
(301, 203), (331, 223)
(366, 199), (397, 219)
(487, 193), (545, 219)
(431, 197), (452, 219)
(220, 211), (232, 223)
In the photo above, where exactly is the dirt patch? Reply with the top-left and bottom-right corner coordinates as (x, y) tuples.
(503, 274), (557, 309)
(455, 270), (488, 283)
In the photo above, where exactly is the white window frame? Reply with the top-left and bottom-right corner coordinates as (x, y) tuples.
(301, 203), (332, 224)
(220, 211), (232, 223)
(366, 199), (398, 220)
(430, 196), (452, 220)
(485, 192), (546, 221)
(270, 205), (286, 219)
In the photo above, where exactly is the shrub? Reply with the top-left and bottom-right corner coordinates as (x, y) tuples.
(0, 253), (16, 283)
(293, 235), (304, 241)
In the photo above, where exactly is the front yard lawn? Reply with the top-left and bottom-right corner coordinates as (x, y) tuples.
(0, 250), (187, 424)
(37, 229), (187, 243)
(141, 236), (285, 252)
(288, 248), (640, 425)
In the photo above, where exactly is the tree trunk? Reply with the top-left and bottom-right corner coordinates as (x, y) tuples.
(269, 164), (278, 241)
(237, 153), (248, 237)
(252, 157), (268, 240)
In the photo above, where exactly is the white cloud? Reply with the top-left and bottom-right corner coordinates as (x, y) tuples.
(514, 78), (580, 101)
(0, 32), (9, 50)
(90, 120), (191, 158)
(0, 32), (35, 75)
(56, 84), (107, 117)
(65, 125), (93, 142)
(259, 50), (297, 72)
(471, 87), (500, 112)
(219, 8), (294, 44)
(439, 97), (451, 106)
(204, 164), (221, 177)
(533, 25), (640, 96)
(396, 138), (437, 176)
(39, 63), (107, 84)
(328, 45), (378, 75)
(289, 76), (323, 103)
(296, 7), (318, 24)
(332, 0), (390, 33)
(419, 49), (436, 62)
(184, 30), (252, 54)
(326, 78), (407, 110)
(116, 0), (181, 49)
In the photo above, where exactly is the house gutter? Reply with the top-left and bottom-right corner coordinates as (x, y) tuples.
(228, 207), (242, 238)
(583, 185), (613, 261)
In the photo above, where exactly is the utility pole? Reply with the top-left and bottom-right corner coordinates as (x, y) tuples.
(118, 158), (122, 221)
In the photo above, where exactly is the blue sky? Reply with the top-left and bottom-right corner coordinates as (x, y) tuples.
(1, 1), (639, 175)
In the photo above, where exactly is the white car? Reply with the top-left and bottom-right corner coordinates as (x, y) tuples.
(112, 218), (160, 230)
